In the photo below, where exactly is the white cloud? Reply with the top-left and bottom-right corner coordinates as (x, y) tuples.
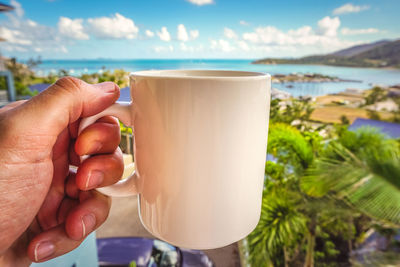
(180, 42), (188, 51)
(1, 45), (27, 52)
(27, 19), (37, 27)
(180, 42), (203, 52)
(177, 25), (199, 41)
(240, 20), (249, 26)
(333, 3), (370, 15)
(241, 16), (359, 55)
(242, 32), (259, 43)
(10, 0), (24, 17)
(224, 27), (238, 39)
(237, 40), (249, 51)
(243, 26), (292, 45)
(186, 0), (214, 6)
(177, 24), (189, 42)
(58, 17), (89, 40)
(154, 45), (174, 53)
(317, 16), (340, 37)
(0, 27), (31, 45)
(145, 30), (154, 38)
(189, 30), (199, 40)
(180, 42), (193, 52)
(341, 27), (379, 35)
(210, 39), (235, 53)
(59, 45), (68, 53)
(157, 27), (171, 42)
(0, 1), (73, 55)
(87, 13), (139, 39)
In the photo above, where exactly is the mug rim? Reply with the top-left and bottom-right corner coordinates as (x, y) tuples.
(129, 69), (270, 81)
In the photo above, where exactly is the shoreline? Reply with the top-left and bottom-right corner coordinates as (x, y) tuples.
(271, 73), (362, 84)
(252, 61), (400, 71)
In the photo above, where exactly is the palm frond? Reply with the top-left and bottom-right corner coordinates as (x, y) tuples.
(267, 123), (314, 174)
(302, 142), (400, 226)
(248, 190), (306, 266)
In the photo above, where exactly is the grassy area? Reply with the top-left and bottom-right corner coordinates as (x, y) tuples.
(311, 106), (392, 123)
(315, 94), (365, 106)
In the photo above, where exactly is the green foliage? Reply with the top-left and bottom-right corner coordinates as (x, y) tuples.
(270, 98), (315, 127)
(334, 127), (391, 155)
(249, 121), (400, 267)
(391, 97), (400, 123)
(249, 123), (358, 267)
(365, 86), (386, 105)
(267, 123), (314, 174)
(302, 128), (400, 226)
(80, 69), (129, 87)
(0, 76), (6, 90)
(40, 73), (59, 84)
(120, 121), (132, 135)
(4, 58), (36, 96)
(340, 115), (350, 125)
(248, 189), (306, 267)
(2, 58), (130, 99)
(367, 110), (381, 120)
(265, 161), (285, 182)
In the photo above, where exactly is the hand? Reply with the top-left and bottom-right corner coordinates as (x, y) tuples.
(0, 77), (124, 266)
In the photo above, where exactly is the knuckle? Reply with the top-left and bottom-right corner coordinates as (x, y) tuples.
(54, 76), (85, 94)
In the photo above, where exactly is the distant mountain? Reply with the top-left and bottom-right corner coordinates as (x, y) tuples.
(253, 39), (400, 68)
(331, 40), (390, 57)
(352, 39), (400, 67)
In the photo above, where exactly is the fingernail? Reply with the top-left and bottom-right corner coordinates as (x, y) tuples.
(34, 241), (55, 262)
(81, 213), (96, 238)
(86, 170), (104, 189)
(95, 82), (118, 93)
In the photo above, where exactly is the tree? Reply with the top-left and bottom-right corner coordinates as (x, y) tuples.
(302, 128), (400, 226)
(364, 86), (386, 105)
(340, 115), (350, 125)
(367, 110), (381, 120)
(248, 124), (355, 267)
(248, 188), (306, 267)
(270, 98), (315, 128)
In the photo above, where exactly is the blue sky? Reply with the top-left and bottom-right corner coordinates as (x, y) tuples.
(0, 0), (399, 59)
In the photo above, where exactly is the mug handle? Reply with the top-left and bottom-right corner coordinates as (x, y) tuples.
(78, 102), (139, 197)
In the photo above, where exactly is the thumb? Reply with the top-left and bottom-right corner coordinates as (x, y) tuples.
(9, 76), (120, 138)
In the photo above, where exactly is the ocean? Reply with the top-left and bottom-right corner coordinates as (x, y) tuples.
(33, 59), (400, 97)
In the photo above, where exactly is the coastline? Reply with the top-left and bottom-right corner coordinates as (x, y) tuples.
(252, 61), (400, 70)
(276, 85), (399, 125)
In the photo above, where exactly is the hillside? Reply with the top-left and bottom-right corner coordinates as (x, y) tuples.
(352, 40), (400, 67)
(331, 40), (390, 57)
(253, 39), (400, 68)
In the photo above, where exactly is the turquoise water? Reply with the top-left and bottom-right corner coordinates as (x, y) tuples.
(34, 59), (400, 97)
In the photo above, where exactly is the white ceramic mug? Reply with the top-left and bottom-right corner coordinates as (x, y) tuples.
(79, 70), (271, 249)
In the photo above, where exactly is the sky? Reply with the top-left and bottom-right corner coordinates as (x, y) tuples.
(0, 0), (399, 59)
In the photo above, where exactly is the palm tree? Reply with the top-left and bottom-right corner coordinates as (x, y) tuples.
(247, 188), (306, 267)
(302, 127), (400, 226)
(247, 123), (354, 267)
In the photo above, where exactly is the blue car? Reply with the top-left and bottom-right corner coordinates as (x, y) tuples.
(97, 237), (214, 267)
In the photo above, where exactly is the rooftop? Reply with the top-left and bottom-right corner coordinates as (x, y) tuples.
(349, 118), (400, 139)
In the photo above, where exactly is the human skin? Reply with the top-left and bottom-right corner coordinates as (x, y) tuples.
(0, 77), (124, 266)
